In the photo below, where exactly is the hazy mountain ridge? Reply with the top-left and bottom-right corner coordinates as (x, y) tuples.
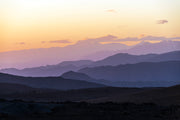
(120, 40), (180, 55)
(0, 40), (179, 69)
(90, 50), (180, 67)
(0, 35), (128, 69)
(0, 60), (93, 77)
(82, 40), (180, 60)
(1, 51), (180, 77)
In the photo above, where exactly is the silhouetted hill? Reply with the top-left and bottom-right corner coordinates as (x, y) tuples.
(0, 73), (106, 90)
(61, 71), (95, 81)
(0, 83), (36, 94)
(79, 61), (180, 87)
(61, 71), (108, 85)
(0, 83), (59, 95)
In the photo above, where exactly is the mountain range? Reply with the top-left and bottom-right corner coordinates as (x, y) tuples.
(0, 35), (127, 69)
(90, 50), (180, 67)
(1, 61), (179, 89)
(1, 51), (180, 77)
(0, 39), (179, 69)
(78, 61), (180, 87)
(82, 40), (180, 60)
(0, 60), (93, 77)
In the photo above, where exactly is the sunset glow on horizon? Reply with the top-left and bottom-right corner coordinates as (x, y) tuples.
(1, 0), (180, 52)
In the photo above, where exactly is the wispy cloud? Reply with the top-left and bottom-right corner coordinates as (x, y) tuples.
(16, 42), (26, 45)
(140, 36), (170, 41)
(116, 37), (139, 42)
(115, 36), (179, 42)
(49, 40), (72, 44)
(106, 9), (117, 13)
(76, 35), (117, 45)
(41, 35), (180, 47)
(157, 19), (168, 24)
(41, 41), (46, 44)
(76, 35), (180, 45)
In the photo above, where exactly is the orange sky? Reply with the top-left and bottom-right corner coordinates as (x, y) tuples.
(0, 0), (180, 52)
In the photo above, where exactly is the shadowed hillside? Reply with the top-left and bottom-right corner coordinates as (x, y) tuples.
(0, 73), (106, 90)
(79, 61), (180, 87)
(0, 83), (180, 105)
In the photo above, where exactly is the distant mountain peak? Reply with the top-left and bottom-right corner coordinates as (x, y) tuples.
(136, 41), (152, 46)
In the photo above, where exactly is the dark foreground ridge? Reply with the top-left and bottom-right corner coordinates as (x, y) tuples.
(0, 73), (106, 90)
(0, 83), (180, 105)
(0, 99), (179, 120)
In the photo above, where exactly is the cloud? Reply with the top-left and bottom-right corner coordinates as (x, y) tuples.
(106, 9), (117, 13)
(115, 36), (179, 42)
(76, 35), (180, 45)
(157, 19), (168, 24)
(116, 37), (139, 42)
(41, 41), (46, 44)
(140, 36), (173, 41)
(16, 42), (25, 45)
(41, 35), (180, 47)
(91, 35), (117, 42)
(49, 40), (71, 44)
(76, 35), (118, 45)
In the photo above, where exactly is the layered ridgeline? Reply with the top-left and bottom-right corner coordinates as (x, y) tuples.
(0, 35), (128, 69)
(1, 51), (180, 77)
(1, 61), (178, 89)
(82, 40), (180, 60)
(0, 40), (179, 69)
(61, 71), (110, 85)
(0, 60), (93, 77)
(0, 73), (106, 90)
(78, 61), (180, 87)
(89, 50), (180, 67)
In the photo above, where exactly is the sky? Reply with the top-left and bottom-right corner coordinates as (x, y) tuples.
(0, 0), (180, 52)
